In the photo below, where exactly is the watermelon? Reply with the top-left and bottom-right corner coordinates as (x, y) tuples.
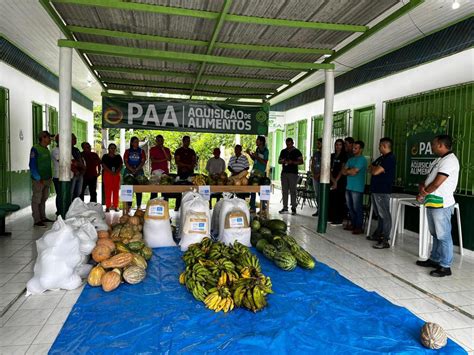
(259, 227), (273, 242)
(267, 219), (287, 233)
(262, 244), (277, 260)
(289, 244), (316, 269)
(273, 251), (297, 271)
(272, 237), (288, 251)
(256, 239), (268, 252)
(123, 174), (137, 185)
(251, 219), (261, 232)
(250, 232), (262, 247)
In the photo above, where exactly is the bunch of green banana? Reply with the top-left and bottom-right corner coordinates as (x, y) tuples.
(233, 282), (267, 312)
(236, 253), (261, 273)
(190, 281), (209, 302)
(182, 246), (205, 266)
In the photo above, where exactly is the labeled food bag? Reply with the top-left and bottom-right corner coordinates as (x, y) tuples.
(65, 198), (108, 231)
(211, 192), (233, 237)
(143, 198), (176, 248)
(26, 216), (96, 295)
(179, 191), (201, 222)
(179, 196), (210, 251)
(218, 197), (251, 246)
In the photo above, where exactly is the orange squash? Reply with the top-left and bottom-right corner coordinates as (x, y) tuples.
(101, 252), (134, 269)
(128, 216), (141, 226)
(134, 209), (145, 218)
(87, 265), (106, 286)
(97, 238), (116, 252)
(101, 269), (121, 292)
(92, 245), (112, 263)
(97, 230), (110, 239)
(119, 215), (130, 224)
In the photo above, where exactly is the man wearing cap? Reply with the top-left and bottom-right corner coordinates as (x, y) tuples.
(29, 131), (53, 227)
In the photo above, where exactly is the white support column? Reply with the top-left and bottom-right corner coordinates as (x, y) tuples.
(58, 44), (72, 215)
(317, 69), (335, 233)
(120, 128), (126, 154)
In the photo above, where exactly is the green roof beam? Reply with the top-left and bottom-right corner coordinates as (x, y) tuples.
(67, 25), (334, 55)
(52, 0), (367, 32)
(92, 65), (291, 85)
(270, 0), (425, 100)
(102, 78), (274, 94)
(190, 0), (233, 98)
(58, 39), (335, 71)
(104, 85), (267, 100)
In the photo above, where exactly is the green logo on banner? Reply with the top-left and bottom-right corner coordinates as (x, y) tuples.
(256, 111), (267, 123)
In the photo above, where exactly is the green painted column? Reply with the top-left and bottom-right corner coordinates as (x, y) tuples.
(59, 181), (71, 217)
(317, 69), (335, 233)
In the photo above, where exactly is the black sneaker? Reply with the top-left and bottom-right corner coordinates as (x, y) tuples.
(416, 259), (440, 268)
(366, 234), (383, 241)
(291, 208), (297, 215)
(34, 221), (47, 228)
(312, 211), (318, 217)
(330, 221), (343, 226)
(430, 267), (452, 277)
(279, 208), (289, 214)
(42, 218), (55, 223)
(373, 241), (390, 249)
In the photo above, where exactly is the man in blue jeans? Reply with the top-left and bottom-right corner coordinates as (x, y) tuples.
(416, 135), (459, 277)
(342, 140), (367, 234)
(368, 137), (396, 249)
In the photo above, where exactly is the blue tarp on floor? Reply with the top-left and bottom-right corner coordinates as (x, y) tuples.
(50, 247), (465, 354)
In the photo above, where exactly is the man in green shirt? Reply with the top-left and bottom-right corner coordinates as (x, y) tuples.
(29, 131), (53, 227)
(248, 136), (269, 213)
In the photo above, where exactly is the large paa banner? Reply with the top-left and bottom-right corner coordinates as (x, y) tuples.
(102, 96), (269, 135)
(405, 117), (448, 190)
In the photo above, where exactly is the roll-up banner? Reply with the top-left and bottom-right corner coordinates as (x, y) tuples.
(102, 96), (269, 135)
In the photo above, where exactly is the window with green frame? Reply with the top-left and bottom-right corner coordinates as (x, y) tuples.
(311, 110), (350, 152)
(48, 107), (58, 136)
(385, 82), (473, 195)
(297, 119), (307, 160)
(72, 116), (88, 147)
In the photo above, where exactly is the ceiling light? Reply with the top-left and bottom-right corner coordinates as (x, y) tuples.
(452, 0), (460, 9)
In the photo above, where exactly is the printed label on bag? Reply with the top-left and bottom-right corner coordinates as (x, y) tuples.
(188, 218), (207, 234)
(149, 205), (165, 217)
(229, 216), (245, 228)
(260, 185), (271, 201)
(120, 185), (133, 202)
(199, 185), (210, 200)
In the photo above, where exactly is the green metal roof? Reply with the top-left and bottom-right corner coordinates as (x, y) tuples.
(40, 0), (423, 102)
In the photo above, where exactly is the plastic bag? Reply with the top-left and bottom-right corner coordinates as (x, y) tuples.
(218, 197), (251, 246)
(26, 217), (86, 295)
(211, 192), (233, 237)
(65, 198), (108, 231)
(179, 196), (210, 251)
(144, 198), (176, 248)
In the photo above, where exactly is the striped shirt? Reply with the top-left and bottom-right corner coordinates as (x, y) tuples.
(228, 155), (249, 174)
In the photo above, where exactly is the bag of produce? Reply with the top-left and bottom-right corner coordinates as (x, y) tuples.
(179, 191), (201, 222)
(210, 192), (233, 237)
(218, 197), (251, 246)
(26, 216), (94, 295)
(143, 198), (176, 248)
(179, 196), (210, 251)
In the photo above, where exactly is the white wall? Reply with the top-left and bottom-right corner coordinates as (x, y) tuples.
(280, 49), (474, 164)
(0, 62), (94, 172)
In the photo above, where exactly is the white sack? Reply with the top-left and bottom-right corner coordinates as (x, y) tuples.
(218, 197), (251, 246)
(144, 198), (176, 248)
(179, 196), (210, 251)
(210, 192), (233, 237)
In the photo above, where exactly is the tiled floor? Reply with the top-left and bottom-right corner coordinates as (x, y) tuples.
(0, 193), (473, 354)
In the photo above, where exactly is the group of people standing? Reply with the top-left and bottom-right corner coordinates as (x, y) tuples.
(307, 134), (459, 277)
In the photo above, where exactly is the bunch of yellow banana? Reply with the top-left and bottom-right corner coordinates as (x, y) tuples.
(179, 271), (186, 285)
(204, 287), (235, 313)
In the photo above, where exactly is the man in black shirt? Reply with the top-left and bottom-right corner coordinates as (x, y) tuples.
(368, 137), (396, 249)
(278, 138), (303, 215)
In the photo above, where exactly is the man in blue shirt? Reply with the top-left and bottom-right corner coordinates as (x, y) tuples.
(368, 138), (396, 249)
(342, 140), (367, 234)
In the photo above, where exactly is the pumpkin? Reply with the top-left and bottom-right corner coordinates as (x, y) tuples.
(420, 322), (447, 349)
(87, 265), (106, 286)
(97, 230), (110, 239)
(139, 246), (153, 261)
(128, 216), (141, 226)
(119, 215), (130, 224)
(134, 209), (145, 217)
(115, 242), (130, 253)
(110, 224), (123, 241)
(101, 269), (122, 292)
(123, 265), (146, 284)
(97, 238), (116, 252)
(92, 245), (112, 263)
(131, 253), (147, 269)
(101, 252), (134, 269)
